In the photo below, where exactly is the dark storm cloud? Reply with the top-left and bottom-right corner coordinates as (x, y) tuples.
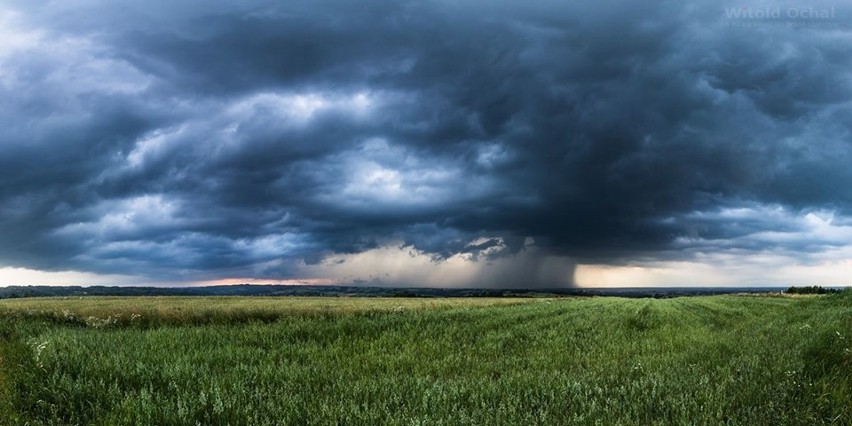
(1, 0), (850, 283)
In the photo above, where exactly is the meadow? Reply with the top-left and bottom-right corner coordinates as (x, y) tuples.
(0, 292), (849, 425)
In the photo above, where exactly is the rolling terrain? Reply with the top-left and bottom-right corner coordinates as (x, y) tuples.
(0, 293), (849, 425)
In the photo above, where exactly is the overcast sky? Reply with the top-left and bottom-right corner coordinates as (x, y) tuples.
(1, 0), (850, 288)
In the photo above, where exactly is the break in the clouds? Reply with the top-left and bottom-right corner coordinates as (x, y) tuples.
(0, 0), (850, 287)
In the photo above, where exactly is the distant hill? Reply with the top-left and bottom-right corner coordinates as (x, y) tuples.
(0, 284), (798, 299)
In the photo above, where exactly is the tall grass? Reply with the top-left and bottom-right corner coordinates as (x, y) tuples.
(1, 292), (849, 425)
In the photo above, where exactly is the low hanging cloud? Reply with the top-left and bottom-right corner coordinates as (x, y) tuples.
(287, 239), (577, 289)
(0, 0), (850, 287)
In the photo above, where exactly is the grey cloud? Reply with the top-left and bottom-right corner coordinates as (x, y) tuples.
(0, 0), (850, 285)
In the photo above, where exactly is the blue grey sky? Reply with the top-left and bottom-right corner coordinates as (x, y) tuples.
(0, 0), (850, 287)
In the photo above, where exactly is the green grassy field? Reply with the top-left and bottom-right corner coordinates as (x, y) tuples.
(0, 293), (849, 425)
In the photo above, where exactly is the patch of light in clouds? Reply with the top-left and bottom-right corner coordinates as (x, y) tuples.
(295, 243), (576, 288)
(0, 267), (137, 286)
(0, 11), (40, 60)
(53, 194), (183, 240)
(576, 248), (852, 287)
(228, 90), (377, 124)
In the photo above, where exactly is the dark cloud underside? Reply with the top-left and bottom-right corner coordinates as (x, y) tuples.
(0, 0), (850, 285)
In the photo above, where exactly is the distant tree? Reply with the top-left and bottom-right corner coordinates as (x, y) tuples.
(785, 285), (838, 295)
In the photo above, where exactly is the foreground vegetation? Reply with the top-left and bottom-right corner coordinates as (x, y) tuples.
(0, 293), (849, 425)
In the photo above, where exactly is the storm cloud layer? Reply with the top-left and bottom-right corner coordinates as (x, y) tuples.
(1, 0), (851, 286)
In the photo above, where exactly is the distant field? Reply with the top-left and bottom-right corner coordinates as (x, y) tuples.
(0, 293), (849, 425)
(0, 296), (529, 327)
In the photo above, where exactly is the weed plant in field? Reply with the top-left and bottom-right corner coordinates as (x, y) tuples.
(0, 292), (849, 425)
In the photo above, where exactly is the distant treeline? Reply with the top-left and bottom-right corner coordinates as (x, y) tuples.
(0, 285), (565, 299)
(0, 284), (823, 300)
(785, 285), (841, 295)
